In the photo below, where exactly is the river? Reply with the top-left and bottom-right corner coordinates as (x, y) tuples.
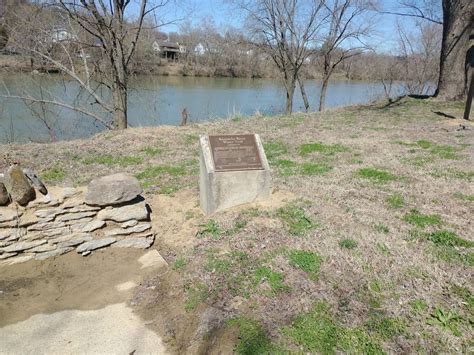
(0, 74), (404, 143)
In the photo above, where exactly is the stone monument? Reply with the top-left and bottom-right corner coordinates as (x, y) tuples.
(199, 134), (271, 215)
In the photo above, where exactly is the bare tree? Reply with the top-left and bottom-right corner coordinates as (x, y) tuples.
(318, 0), (374, 111)
(235, 0), (324, 114)
(2, 0), (171, 130)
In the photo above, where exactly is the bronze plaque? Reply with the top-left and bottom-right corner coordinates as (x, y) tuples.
(209, 134), (264, 172)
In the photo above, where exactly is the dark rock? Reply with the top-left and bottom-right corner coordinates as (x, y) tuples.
(5, 166), (35, 206)
(0, 182), (10, 206)
(23, 168), (48, 195)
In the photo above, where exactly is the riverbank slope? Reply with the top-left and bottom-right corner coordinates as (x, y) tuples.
(1, 97), (473, 353)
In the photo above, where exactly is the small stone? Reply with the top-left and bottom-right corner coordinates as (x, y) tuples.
(0, 252), (17, 259)
(71, 220), (106, 233)
(35, 208), (65, 219)
(85, 173), (142, 206)
(56, 211), (97, 222)
(104, 223), (151, 237)
(112, 237), (154, 249)
(82, 251), (91, 257)
(0, 182), (10, 206)
(23, 168), (48, 195)
(2, 254), (34, 265)
(18, 211), (39, 228)
(57, 234), (93, 247)
(76, 237), (116, 253)
(65, 217), (93, 226)
(26, 227), (71, 240)
(35, 247), (74, 261)
(61, 195), (84, 209)
(1, 239), (47, 252)
(0, 240), (14, 248)
(121, 220), (138, 228)
(28, 244), (57, 253)
(97, 201), (148, 222)
(62, 187), (78, 198)
(4, 166), (36, 206)
(138, 250), (168, 269)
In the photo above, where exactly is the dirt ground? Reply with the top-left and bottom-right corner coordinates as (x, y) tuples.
(0, 97), (473, 353)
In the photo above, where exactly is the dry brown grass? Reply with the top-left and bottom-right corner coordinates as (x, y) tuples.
(2, 97), (473, 353)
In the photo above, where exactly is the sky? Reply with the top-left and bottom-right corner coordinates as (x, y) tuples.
(129, 0), (443, 54)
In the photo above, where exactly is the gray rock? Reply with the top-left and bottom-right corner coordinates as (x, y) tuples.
(0, 240), (14, 247)
(82, 251), (91, 257)
(2, 254), (34, 265)
(104, 223), (151, 237)
(18, 211), (39, 228)
(67, 205), (101, 213)
(62, 187), (78, 199)
(97, 201), (148, 222)
(0, 220), (18, 228)
(35, 207), (65, 219)
(0, 252), (18, 259)
(1, 239), (46, 252)
(112, 237), (154, 249)
(65, 217), (93, 226)
(48, 233), (91, 244)
(26, 227), (71, 240)
(85, 173), (142, 206)
(121, 220), (138, 228)
(4, 166), (36, 206)
(76, 238), (116, 253)
(0, 182), (10, 206)
(57, 234), (93, 248)
(27, 221), (66, 231)
(71, 220), (106, 233)
(0, 208), (20, 223)
(35, 247), (74, 261)
(28, 244), (57, 253)
(56, 211), (97, 222)
(23, 168), (48, 195)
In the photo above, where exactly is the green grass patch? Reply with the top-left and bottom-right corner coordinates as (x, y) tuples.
(430, 145), (462, 160)
(225, 219), (248, 235)
(386, 194), (405, 209)
(184, 134), (199, 145)
(374, 224), (390, 234)
(185, 282), (209, 311)
(339, 239), (358, 249)
(229, 318), (277, 354)
(83, 154), (143, 166)
(454, 192), (474, 202)
(433, 247), (474, 267)
(136, 165), (187, 180)
(416, 140), (433, 149)
(403, 209), (442, 228)
(451, 285), (474, 313)
(356, 168), (398, 184)
(263, 141), (288, 160)
(427, 307), (462, 336)
(365, 312), (406, 340)
(172, 258), (187, 270)
(196, 219), (221, 239)
(205, 253), (232, 273)
(300, 163), (332, 176)
(299, 142), (348, 156)
(252, 266), (290, 295)
(409, 299), (429, 315)
(272, 159), (298, 177)
(276, 205), (317, 236)
(288, 250), (322, 280)
(427, 230), (474, 248)
(141, 147), (162, 157)
(41, 167), (66, 182)
(430, 169), (474, 181)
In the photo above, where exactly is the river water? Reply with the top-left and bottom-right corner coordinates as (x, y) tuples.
(0, 74), (403, 143)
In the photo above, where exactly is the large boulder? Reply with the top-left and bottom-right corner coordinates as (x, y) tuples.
(5, 166), (36, 206)
(0, 182), (9, 206)
(85, 173), (142, 206)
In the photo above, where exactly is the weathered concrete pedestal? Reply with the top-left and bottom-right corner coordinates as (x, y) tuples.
(199, 134), (271, 215)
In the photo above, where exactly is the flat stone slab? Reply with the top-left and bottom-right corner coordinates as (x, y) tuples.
(0, 209), (21, 223)
(97, 201), (148, 222)
(1, 240), (47, 253)
(35, 247), (74, 261)
(104, 223), (151, 237)
(85, 173), (142, 206)
(71, 220), (106, 233)
(76, 238), (116, 253)
(112, 237), (154, 249)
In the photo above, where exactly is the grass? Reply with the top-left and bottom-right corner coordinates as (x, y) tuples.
(230, 318), (277, 354)
(374, 223), (390, 234)
(196, 220), (221, 239)
(135, 165), (187, 179)
(185, 282), (209, 311)
(272, 159), (298, 176)
(426, 230), (474, 248)
(454, 192), (474, 202)
(272, 160), (332, 177)
(141, 147), (162, 157)
(403, 209), (442, 228)
(276, 205), (317, 236)
(263, 141), (288, 160)
(386, 194), (405, 209)
(409, 299), (429, 315)
(300, 163), (332, 176)
(82, 154), (143, 166)
(172, 258), (187, 270)
(339, 239), (358, 249)
(288, 250), (322, 280)
(451, 285), (474, 313)
(427, 307), (462, 336)
(252, 266), (291, 295)
(41, 166), (66, 182)
(298, 142), (348, 156)
(356, 168), (398, 184)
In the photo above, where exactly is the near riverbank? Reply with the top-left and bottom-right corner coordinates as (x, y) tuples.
(1, 97), (473, 353)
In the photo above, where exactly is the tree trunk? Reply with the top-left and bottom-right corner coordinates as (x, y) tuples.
(285, 74), (297, 115)
(112, 81), (127, 129)
(298, 75), (310, 112)
(319, 74), (330, 112)
(435, 0), (474, 100)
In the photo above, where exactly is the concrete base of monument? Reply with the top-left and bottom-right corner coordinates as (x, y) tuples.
(199, 134), (272, 215)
